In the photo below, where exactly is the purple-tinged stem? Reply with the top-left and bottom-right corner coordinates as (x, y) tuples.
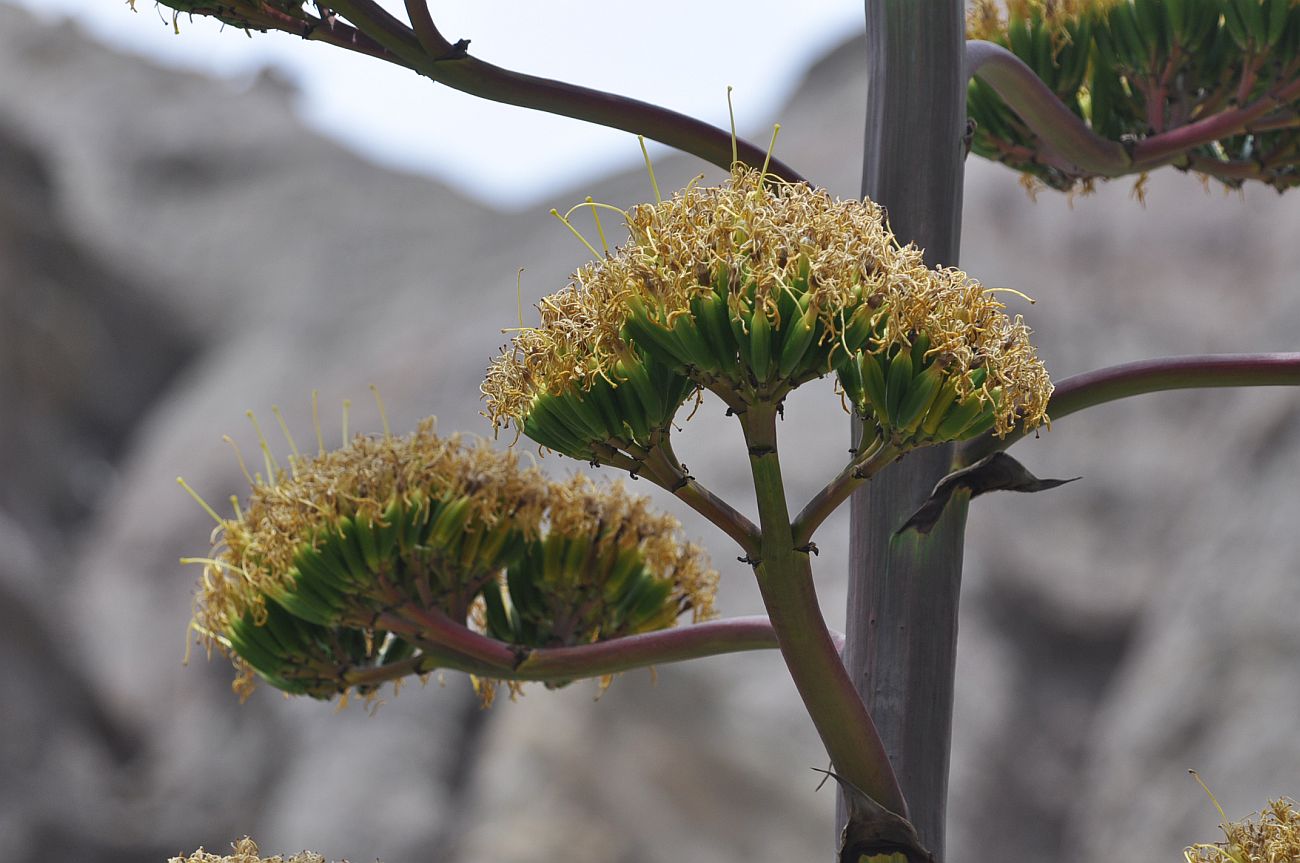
(966, 40), (1130, 174)
(378, 608), (517, 671)
(1132, 77), (1300, 167)
(639, 443), (762, 558)
(324, 0), (808, 183)
(791, 436), (899, 549)
(357, 615), (793, 687)
(959, 352), (1300, 465)
(514, 616), (785, 680)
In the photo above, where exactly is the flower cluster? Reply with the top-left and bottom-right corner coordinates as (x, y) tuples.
(484, 166), (1051, 450)
(1184, 796), (1300, 863)
(189, 418), (715, 700)
(967, 0), (1300, 192)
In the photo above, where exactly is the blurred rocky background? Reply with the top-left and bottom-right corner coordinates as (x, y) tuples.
(2, 4), (1298, 861)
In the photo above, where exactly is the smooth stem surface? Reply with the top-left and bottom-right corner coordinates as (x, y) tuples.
(354, 616), (787, 687)
(854, 2), (968, 856)
(740, 402), (907, 819)
(792, 436), (898, 549)
(640, 443), (762, 558)
(513, 616), (782, 680)
(324, 0), (808, 183)
(966, 40), (1130, 174)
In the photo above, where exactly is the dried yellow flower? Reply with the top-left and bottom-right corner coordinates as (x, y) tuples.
(967, 0), (1121, 42)
(169, 836), (339, 863)
(1184, 793), (1300, 863)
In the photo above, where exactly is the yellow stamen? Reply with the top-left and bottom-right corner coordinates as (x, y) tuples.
(370, 384), (391, 439)
(638, 135), (662, 204)
(761, 123), (781, 179)
(516, 268), (526, 329)
(245, 410), (278, 481)
(311, 389), (325, 456)
(586, 196), (609, 255)
(222, 435), (255, 486)
(270, 405), (301, 477)
(1190, 770), (1231, 825)
(179, 556), (248, 576)
(727, 85), (738, 167)
(984, 286), (1037, 304)
(550, 208), (601, 258)
(177, 477), (223, 524)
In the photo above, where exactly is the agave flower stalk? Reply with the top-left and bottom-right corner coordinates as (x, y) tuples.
(485, 164), (1053, 830)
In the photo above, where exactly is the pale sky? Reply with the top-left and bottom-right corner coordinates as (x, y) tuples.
(12, 0), (863, 208)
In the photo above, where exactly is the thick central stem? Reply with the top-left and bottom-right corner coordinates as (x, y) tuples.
(741, 403), (906, 820)
(848, 1), (969, 858)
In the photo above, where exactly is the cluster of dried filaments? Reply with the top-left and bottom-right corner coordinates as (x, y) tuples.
(1184, 796), (1300, 863)
(967, 0), (1120, 41)
(170, 837), (339, 863)
(197, 419), (551, 635)
(484, 166), (1051, 437)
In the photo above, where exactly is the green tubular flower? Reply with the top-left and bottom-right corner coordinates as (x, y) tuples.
(834, 266), (1053, 444)
(583, 166), (906, 398)
(480, 474), (717, 653)
(968, 0), (1300, 193)
(482, 282), (694, 460)
(189, 419), (549, 698)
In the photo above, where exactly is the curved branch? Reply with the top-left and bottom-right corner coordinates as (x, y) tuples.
(791, 435), (900, 548)
(351, 615), (790, 688)
(513, 616), (784, 680)
(966, 40), (1300, 179)
(327, 0), (807, 183)
(378, 607), (517, 671)
(1131, 76), (1300, 167)
(328, 0), (426, 63)
(966, 40), (1130, 175)
(638, 441), (762, 558)
(958, 352), (1300, 465)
